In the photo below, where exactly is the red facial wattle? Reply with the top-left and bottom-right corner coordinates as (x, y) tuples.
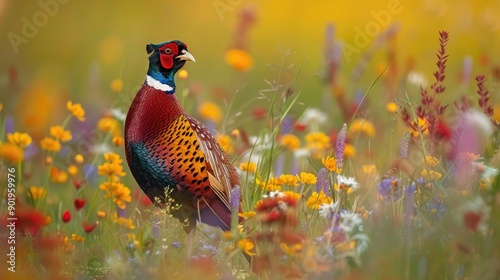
(159, 42), (179, 69)
(160, 54), (174, 69)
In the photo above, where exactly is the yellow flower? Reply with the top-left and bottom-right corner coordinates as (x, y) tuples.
(410, 118), (429, 137)
(237, 238), (256, 256)
(322, 156), (338, 172)
(113, 136), (124, 146)
(178, 69), (188, 79)
(335, 240), (356, 252)
(75, 154), (84, 164)
(225, 49), (253, 72)
(222, 231), (235, 240)
(114, 214), (135, 229)
(239, 211), (256, 220)
(110, 78), (123, 92)
(281, 191), (301, 202)
(7, 132), (32, 147)
(29, 186), (47, 200)
(67, 101), (86, 122)
(343, 144), (356, 158)
(216, 134), (233, 154)
(297, 172), (317, 185)
(98, 153), (126, 177)
(386, 101), (399, 113)
(279, 174), (299, 187)
(0, 142), (24, 164)
(362, 164), (377, 175)
(97, 211), (106, 219)
(62, 236), (75, 252)
(421, 169), (442, 181)
(240, 161), (257, 173)
(0, 103), (3, 112)
(305, 132), (331, 158)
(100, 181), (132, 209)
(97, 211), (106, 218)
(256, 177), (282, 192)
(306, 191), (332, 209)
(425, 156), (440, 167)
(280, 242), (302, 256)
(50, 125), (72, 142)
(67, 165), (78, 176)
(280, 134), (301, 150)
(493, 104), (500, 123)
(104, 152), (123, 164)
(97, 117), (119, 134)
(71, 233), (85, 242)
(198, 102), (222, 124)
(231, 129), (240, 138)
(40, 137), (61, 152)
(349, 118), (376, 138)
(50, 166), (69, 183)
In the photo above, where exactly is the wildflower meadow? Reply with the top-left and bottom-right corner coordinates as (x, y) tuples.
(1, 1), (500, 279)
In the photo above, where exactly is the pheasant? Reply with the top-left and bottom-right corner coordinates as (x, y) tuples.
(124, 40), (242, 256)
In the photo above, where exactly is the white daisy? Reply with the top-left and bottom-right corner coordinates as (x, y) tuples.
(339, 210), (363, 233)
(263, 190), (284, 199)
(337, 175), (360, 191)
(319, 201), (339, 219)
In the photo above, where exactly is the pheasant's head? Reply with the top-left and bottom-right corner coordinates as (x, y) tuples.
(146, 40), (195, 92)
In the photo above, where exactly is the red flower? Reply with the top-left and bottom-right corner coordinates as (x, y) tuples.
(74, 198), (86, 211)
(464, 211), (482, 232)
(62, 211), (71, 223)
(435, 119), (452, 140)
(5, 207), (47, 236)
(252, 107), (267, 120)
(72, 177), (86, 190)
(294, 122), (308, 132)
(83, 222), (97, 233)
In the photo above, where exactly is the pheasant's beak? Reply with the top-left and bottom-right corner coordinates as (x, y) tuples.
(177, 50), (196, 62)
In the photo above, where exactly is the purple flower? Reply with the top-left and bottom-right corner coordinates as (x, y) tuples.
(171, 241), (181, 250)
(316, 168), (330, 197)
(230, 185), (241, 210)
(335, 124), (347, 169)
(399, 131), (410, 159)
(378, 177), (414, 202)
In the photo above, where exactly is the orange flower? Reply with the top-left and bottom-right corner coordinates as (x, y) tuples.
(225, 49), (253, 71)
(40, 137), (61, 152)
(279, 174), (299, 187)
(97, 116), (120, 135)
(7, 132), (32, 147)
(240, 162), (257, 173)
(280, 134), (301, 150)
(322, 156), (338, 173)
(198, 102), (222, 124)
(306, 191), (332, 209)
(237, 238), (256, 256)
(50, 166), (69, 183)
(0, 142), (24, 164)
(67, 101), (86, 121)
(297, 172), (317, 185)
(110, 78), (123, 92)
(29, 186), (47, 200)
(50, 125), (72, 142)
(216, 134), (233, 154)
(113, 136), (124, 146)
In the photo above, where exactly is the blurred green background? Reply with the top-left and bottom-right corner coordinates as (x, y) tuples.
(1, 0), (499, 137)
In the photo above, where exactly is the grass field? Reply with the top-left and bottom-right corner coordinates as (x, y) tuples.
(1, 1), (500, 279)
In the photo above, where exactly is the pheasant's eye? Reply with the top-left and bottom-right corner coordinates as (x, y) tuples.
(164, 48), (172, 54)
